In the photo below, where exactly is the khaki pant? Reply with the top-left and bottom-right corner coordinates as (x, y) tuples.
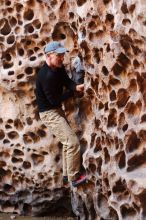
(39, 108), (80, 181)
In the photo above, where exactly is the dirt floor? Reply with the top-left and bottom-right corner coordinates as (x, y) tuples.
(0, 213), (77, 220)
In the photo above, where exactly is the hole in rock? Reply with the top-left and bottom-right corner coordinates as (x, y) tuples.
(26, 117), (33, 125)
(123, 124), (128, 131)
(88, 21), (97, 30)
(103, 0), (111, 4)
(131, 45), (141, 55)
(23, 161), (31, 169)
(0, 161), (6, 167)
(110, 90), (116, 101)
(113, 179), (126, 193)
(7, 119), (13, 124)
(125, 102), (139, 116)
(120, 204), (136, 218)
(106, 14), (114, 22)
(128, 79), (137, 93)
(109, 77), (120, 86)
(29, 56), (36, 61)
(8, 131), (19, 140)
(71, 22), (77, 31)
(1, 19), (11, 35)
(31, 153), (44, 165)
(3, 184), (15, 193)
(129, 4), (135, 13)
(3, 62), (13, 69)
(107, 108), (117, 127)
(7, 35), (15, 44)
(90, 133), (97, 148)
(50, 0), (58, 8)
(120, 34), (132, 51)
(99, 102), (104, 109)
(133, 59), (140, 68)
(104, 102), (108, 111)
(5, 0), (11, 6)
(96, 157), (102, 175)
(12, 157), (23, 163)
(3, 53), (11, 61)
(24, 9), (34, 20)
(69, 12), (74, 19)
(5, 124), (12, 129)
(55, 155), (60, 163)
(13, 149), (24, 156)
(127, 151), (146, 171)
(141, 114), (146, 123)
(25, 67), (33, 75)
(126, 131), (140, 153)
(23, 134), (33, 144)
(27, 49), (33, 56)
(0, 130), (5, 140)
(36, 129), (46, 137)
(18, 48), (24, 56)
(102, 66), (109, 76)
(8, 71), (14, 76)
(25, 24), (34, 33)
(121, 2), (128, 14)
(139, 130), (146, 142)
(88, 162), (96, 174)
(16, 3), (23, 12)
(122, 18), (131, 25)
(116, 151), (126, 169)
(94, 137), (102, 153)
(76, 0), (87, 7)
(33, 19), (41, 29)
(9, 17), (17, 27)
(3, 139), (10, 144)
(27, 132), (40, 143)
(104, 147), (110, 163)
(98, 194), (108, 209)
(19, 61), (22, 66)
(80, 138), (88, 154)
(14, 119), (23, 130)
(112, 63), (124, 75)
(117, 52), (130, 68)
(117, 88), (130, 108)
(17, 74), (24, 79)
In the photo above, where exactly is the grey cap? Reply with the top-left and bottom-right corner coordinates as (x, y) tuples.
(44, 41), (68, 54)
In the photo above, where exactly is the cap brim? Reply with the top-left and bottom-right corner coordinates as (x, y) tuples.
(55, 47), (69, 54)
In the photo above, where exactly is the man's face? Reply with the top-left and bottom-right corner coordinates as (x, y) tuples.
(47, 53), (65, 68)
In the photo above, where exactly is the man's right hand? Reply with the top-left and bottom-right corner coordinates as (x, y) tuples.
(76, 84), (84, 92)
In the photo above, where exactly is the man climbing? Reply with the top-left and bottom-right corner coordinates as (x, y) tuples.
(35, 41), (86, 187)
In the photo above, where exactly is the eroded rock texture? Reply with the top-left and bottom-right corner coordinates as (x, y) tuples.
(0, 0), (146, 219)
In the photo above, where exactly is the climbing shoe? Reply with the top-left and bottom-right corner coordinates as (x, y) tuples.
(72, 174), (86, 187)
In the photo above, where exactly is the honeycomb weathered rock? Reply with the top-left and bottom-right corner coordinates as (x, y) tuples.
(0, 0), (146, 219)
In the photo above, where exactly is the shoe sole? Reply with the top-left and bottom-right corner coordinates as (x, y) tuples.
(72, 178), (87, 187)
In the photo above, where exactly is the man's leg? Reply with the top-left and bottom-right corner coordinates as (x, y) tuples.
(39, 109), (80, 181)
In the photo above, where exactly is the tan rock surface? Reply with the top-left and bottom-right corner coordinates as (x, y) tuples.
(0, 0), (146, 219)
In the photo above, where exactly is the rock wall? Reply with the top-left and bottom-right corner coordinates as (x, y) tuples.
(0, 0), (146, 219)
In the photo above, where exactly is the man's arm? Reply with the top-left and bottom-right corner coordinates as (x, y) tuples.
(62, 67), (84, 93)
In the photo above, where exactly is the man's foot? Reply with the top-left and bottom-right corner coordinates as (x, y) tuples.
(72, 174), (86, 187)
(63, 176), (68, 185)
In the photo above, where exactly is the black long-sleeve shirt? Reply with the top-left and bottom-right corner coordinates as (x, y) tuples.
(35, 63), (77, 112)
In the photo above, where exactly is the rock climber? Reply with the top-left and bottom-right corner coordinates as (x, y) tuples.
(35, 41), (86, 187)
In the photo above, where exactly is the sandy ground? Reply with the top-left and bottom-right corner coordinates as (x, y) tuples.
(0, 213), (77, 220)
